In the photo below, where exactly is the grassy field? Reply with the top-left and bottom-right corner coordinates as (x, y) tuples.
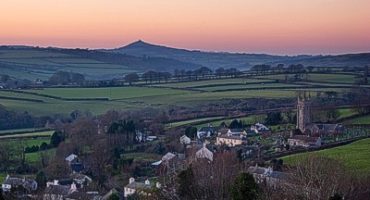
(0, 130), (54, 139)
(260, 73), (358, 84)
(152, 78), (273, 88)
(195, 115), (267, 128)
(0, 48), (136, 80)
(0, 137), (50, 147)
(282, 138), (370, 173)
(167, 116), (225, 128)
(0, 72), (356, 116)
(344, 115), (370, 125)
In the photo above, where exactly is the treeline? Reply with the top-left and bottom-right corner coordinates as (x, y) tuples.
(124, 66), (241, 85)
(0, 104), (50, 130)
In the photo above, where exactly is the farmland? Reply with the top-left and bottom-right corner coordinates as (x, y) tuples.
(0, 72), (364, 116)
(282, 138), (370, 173)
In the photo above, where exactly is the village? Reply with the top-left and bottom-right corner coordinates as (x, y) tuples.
(2, 93), (369, 200)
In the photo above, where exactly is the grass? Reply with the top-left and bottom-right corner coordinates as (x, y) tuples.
(153, 78), (272, 88)
(0, 130), (54, 139)
(167, 116), (225, 128)
(0, 137), (50, 147)
(195, 115), (267, 128)
(0, 173), (6, 183)
(24, 87), (190, 100)
(282, 138), (370, 173)
(345, 115), (370, 125)
(123, 152), (162, 162)
(197, 83), (304, 92)
(0, 127), (50, 135)
(260, 73), (358, 84)
(26, 149), (56, 164)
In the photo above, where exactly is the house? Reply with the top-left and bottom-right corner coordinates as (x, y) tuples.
(180, 135), (191, 145)
(43, 181), (78, 200)
(124, 178), (160, 198)
(195, 144), (213, 161)
(306, 123), (344, 137)
(197, 126), (217, 139)
(146, 136), (158, 142)
(69, 173), (92, 188)
(248, 165), (287, 187)
(1, 175), (38, 193)
(216, 135), (246, 147)
(288, 135), (322, 148)
(102, 189), (123, 200)
(250, 123), (270, 134)
(65, 191), (102, 200)
(226, 129), (247, 136)
(65, 154), (78, 165)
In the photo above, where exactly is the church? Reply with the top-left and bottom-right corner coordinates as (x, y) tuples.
(296, 93), (344, 137)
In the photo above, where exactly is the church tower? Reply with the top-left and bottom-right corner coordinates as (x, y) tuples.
(297, 92), (311, 133)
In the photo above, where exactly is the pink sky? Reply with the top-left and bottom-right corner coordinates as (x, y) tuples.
(0, 0), (369, 55)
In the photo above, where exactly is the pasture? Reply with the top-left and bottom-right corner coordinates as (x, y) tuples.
(0, 72), (357, 116)
(259, 73), (359, 84)
(282, 138), (370, 173)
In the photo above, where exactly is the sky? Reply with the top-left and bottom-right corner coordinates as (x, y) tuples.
(0, 0), (369, 55)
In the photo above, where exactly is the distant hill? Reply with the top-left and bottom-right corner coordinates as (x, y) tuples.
(111, 40), (370, 69)
(0, 46), (201, 80)
(1, 41), (369, 80)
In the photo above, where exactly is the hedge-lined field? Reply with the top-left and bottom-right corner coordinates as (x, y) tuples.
(282, 138), (370, 173)
(260, 73), (359, 84)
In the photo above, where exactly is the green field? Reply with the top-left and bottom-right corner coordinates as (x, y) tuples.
(0, 72), (359, 116)
(0, 130), (54, 139)
(345, 115), (370, 125)
(195, 115), (267, 128)
(260, 73), (359, 84)
(282, 138), (370, 173)
(0, 86), (299, 116)
(152, 78), (272, 88)
(0, 48), (137, 80)
(167, 116), (225, 128)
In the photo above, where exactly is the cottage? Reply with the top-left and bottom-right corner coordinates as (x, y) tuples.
(65, 154), (78, 164)
(124, 178), (160, 198)
(180, 135), (191, 145)
(250, 123), (270, 134)
(43, 181), (77, 200)
(1, 175), (37, 193)
(248, 165), (287, 187)
(288, 135), (322, 148)
(216, 135), (246, 147)
(195, 144), (213, 161)
(197, 126), (217, 139)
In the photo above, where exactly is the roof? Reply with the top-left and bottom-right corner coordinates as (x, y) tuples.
(44, 185), (70, 196)
(162, 152), (176, 161)
(198, 127), (216, 133)
(195, 145), (213, 161)
(3, 177), (37, 191)
(125, 181), (152, 190)
(229, 129), (245, 133)
(65, 154), (78, 162)
(218, 135), (244, 140)
(289, 135), (320, 143)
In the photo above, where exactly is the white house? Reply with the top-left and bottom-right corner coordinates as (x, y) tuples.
(65, 154), (78, 164)
(195, 144), (213, 162)
(248, 165), (287, 187)
(124, 178), (160, 198)
(226, 129), (247, 136)
(197, 126), (217, 139)
(288, 135), (322, 148)
(216, 135), (246, 147)
(250, 123), (270, 134)
(180, 135), (191, 145)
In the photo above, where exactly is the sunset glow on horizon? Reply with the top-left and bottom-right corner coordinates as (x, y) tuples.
(1, 0), (370, 55)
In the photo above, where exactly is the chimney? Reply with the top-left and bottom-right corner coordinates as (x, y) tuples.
(129, 177), (135, 184)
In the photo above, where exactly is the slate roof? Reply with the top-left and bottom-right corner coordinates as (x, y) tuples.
(44, 185), (70, 196)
